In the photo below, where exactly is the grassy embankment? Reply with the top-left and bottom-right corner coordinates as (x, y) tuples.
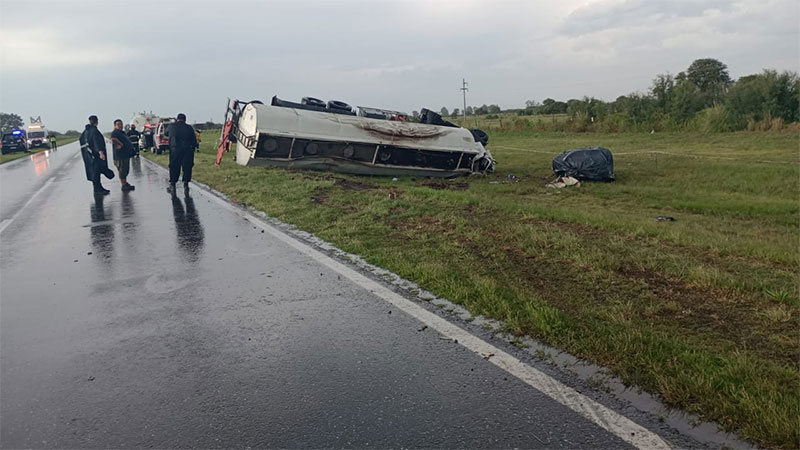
(146, 128), (798, 449)
(0, 136), (79, 165)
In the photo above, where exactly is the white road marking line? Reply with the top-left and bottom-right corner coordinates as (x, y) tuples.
(143, 158), (673, 449)
(0, 178), (54, 234)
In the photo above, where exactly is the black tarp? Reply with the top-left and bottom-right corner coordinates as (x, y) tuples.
(552, 147), (615, 181)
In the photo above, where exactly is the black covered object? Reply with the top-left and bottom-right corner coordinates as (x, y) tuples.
(470, 129), (489, 146)
(552, 147), (615, 181)
(419, 108), (457, 128)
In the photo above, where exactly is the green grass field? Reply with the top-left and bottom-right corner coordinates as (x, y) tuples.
(0, 136), (78, 165)
(146, 128), (799, 448)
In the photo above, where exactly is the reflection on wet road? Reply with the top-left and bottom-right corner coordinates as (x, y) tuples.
(0, 150), (686, 449)
(171, 192), (204, 264)
(0, 144), (75, 225)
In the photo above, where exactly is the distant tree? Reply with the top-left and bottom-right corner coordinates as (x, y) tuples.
(465, 106), (474, 115)
(685, 58), (732, 106)
(439, 107), (449, 117)
(473, 104), (489, 115)
(566, 97), (607, 121)
(670, 80), (704, 122)
(624, 93), (657, 126)
(487, 104), (502, 114)
(412, 110), (420, 120)
(650, 73), (675, 111)
(611, 95), (630, 114)
(64, 130), (81, 136)
(540, 98), (567, 114)
(726, 70), (800, 126)
(0, 112), (24, 135)
(451, 108), (460, 117)
(525, 99), (540, 108)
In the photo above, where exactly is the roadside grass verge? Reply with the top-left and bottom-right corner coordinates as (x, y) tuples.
(146, 130), (799, 448)
(0, 137), (78, 165)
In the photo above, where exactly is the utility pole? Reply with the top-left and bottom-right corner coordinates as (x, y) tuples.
(461, 78), (468, 119)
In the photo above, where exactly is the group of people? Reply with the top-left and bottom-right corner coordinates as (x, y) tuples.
(80, 113), (199, 195)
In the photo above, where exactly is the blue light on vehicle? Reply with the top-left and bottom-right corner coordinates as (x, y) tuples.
(12, 130), (22, 135)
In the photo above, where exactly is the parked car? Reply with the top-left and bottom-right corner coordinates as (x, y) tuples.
(1, 130), (29, 154)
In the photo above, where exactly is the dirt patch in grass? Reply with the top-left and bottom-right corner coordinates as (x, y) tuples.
(310, 187), (329, 204)
(416, 180), (470, 191)
(334, 178), (376, 191)
(393, 211), (798, 369)
(618, 265), (799, 368)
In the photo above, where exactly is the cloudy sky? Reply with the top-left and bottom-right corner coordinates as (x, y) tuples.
(1, 0), (797, 132)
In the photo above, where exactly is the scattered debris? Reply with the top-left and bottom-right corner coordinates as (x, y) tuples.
(656, 216), (676, 222)
(546, 176), (581, 189)
(418, 325), (428, 332)
(388, 188), (398, 200)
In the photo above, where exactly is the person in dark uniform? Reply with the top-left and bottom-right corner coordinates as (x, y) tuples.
(110, 119), (135, 191)
(80, 115), (114, 195)
(167, 113), (198, 193)
(126, 123), (141, 157)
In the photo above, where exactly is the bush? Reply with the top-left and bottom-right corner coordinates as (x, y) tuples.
(688, 106), (734, 132)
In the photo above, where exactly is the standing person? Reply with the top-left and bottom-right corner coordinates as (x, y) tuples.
(126, 123), (141, 157)
(79, 115), (114, 195)
(167, 113), (198, 193)
(110, 119), (135, 191)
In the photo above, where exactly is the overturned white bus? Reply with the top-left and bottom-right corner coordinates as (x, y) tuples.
(216, 97), (496, 178)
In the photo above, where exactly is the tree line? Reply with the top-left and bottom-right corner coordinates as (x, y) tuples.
(436, 58), (799, 132)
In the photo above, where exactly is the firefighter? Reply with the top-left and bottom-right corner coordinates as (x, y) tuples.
(127, 124), (141, 157)
(80, 115), (114, 195)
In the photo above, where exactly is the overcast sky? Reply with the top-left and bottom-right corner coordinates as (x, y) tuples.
(1, 0), (797, 132)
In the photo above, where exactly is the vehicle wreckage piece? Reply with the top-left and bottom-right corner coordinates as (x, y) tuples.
(216, 98), (496, 177)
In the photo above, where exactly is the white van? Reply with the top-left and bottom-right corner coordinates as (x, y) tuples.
(26, 118), (49, 149)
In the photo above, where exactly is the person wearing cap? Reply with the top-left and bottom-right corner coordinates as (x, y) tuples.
(110, 119), (135, 191)
(80, 115), (114, 195)
(167, 113), (198, 193)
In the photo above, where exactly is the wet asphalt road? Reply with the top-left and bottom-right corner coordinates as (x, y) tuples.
(2, 144), (664, 448)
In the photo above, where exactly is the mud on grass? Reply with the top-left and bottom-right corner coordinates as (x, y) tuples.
(146, 130), (800, 448)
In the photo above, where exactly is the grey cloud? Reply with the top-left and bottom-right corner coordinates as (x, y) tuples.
(0, 0), (796, 133)
(559, 0), (734, 36)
